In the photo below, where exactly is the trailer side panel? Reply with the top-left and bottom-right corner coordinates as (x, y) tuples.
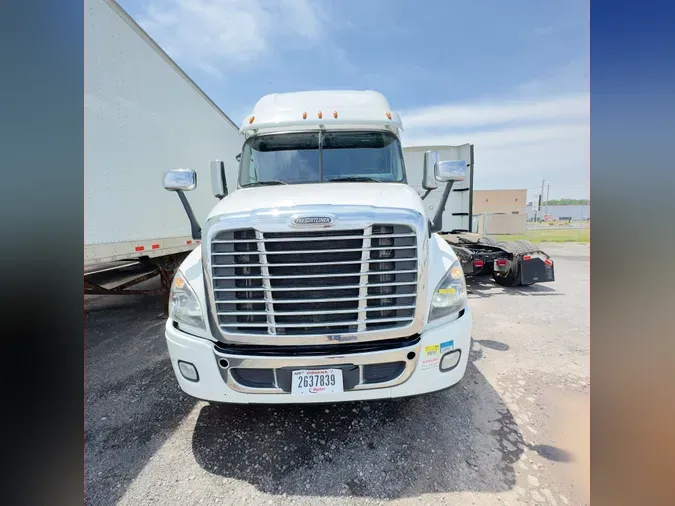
(85, 0), (243, 265)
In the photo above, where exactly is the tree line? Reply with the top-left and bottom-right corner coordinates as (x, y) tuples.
(541, 199), (589, 206)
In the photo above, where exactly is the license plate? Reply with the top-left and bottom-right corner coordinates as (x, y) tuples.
(291, 369), (343, 395)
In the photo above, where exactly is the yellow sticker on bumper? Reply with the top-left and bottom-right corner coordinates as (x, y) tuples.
(421, 344), (442, 369)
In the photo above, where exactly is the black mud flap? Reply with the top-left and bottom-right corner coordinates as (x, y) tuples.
(519, 258), (555, 285)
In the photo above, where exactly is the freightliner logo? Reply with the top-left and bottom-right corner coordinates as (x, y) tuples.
(291, 216), (334, 226)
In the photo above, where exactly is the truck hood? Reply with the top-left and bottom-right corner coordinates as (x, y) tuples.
(206, 183), (426, 219)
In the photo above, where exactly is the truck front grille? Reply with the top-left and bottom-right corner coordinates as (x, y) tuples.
(210, 225), (418, 336)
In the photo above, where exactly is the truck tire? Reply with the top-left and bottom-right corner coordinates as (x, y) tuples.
(494, 240), (516, 253)
(492, 241), (522, 287)
(492, 266), (521, 287)
(478, 236), (496, 246)
(514, 240), (538, 254)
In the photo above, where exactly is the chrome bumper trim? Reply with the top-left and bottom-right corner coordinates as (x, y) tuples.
(213, 340), (421, 394)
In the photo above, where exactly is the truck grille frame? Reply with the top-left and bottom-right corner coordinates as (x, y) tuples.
(202, 206), (428, 346)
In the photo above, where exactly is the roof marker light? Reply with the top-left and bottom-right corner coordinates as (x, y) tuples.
(386, 111), (392, 119)
(248, 116), (255, 124)
(333, 111), (338, 118)
(317, 111), (323, 119)
(302, 111), (307, 119)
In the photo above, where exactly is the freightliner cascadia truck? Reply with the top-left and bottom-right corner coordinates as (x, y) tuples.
(161, 90), (554, 404)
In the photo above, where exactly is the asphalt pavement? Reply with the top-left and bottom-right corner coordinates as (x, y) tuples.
(85, 242), (589, 506)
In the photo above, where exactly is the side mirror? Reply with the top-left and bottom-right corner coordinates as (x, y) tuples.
(210, 160), (228, 199)
(435, 159), (467, 182)
(162, 169), (201, 240)
(422, 151), (439, 190)
(163, 168), (197, 191)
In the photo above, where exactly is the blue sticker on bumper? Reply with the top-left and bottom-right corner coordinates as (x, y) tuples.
(440, 340), (454, 352)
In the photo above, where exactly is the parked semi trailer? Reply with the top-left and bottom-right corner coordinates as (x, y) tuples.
(404, 145), (555, 287)
(84, 0), (242, 296)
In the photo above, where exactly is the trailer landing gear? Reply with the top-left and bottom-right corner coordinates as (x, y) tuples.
(84, 253), (189, 316)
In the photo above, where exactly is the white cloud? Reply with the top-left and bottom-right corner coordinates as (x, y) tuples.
(517, 58), (589, 98)
(400, 93), (590, 198)
(400, 93), (588, 130)
(136, 0), (324, 77)
(403, 123), (588, 150)
(467, 136), (589, 198)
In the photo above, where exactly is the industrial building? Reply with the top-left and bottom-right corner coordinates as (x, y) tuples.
(472, 189), (527, 235)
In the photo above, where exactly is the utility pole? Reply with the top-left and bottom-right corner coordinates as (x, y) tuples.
(536, 179), (545, 222)
(545, 183), (550, 217)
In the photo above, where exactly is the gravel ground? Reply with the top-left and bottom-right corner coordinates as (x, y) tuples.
(85, 242), (589, 506)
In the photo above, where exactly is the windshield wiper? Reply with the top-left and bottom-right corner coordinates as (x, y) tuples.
(327, 176), (381, 183)
(241, 180), (288, 188)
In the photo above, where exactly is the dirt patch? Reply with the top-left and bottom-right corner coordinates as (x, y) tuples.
(541, 387), (590, 504)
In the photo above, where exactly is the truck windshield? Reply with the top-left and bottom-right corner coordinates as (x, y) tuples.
(238, 131), (405, 186)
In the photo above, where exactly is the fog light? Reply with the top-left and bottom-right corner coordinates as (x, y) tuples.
(440, 350), (461, 372)
(178, 360), (199, 382)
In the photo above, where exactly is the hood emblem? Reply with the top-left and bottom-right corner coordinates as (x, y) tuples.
(291, 215), (335, 227)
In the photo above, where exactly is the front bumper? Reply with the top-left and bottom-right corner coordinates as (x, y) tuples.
(165, 307), (472, 404)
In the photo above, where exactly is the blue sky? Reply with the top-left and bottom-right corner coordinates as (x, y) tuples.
(119, 0), (589, 201)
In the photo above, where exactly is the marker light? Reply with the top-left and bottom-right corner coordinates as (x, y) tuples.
(450, 263), (463, 280)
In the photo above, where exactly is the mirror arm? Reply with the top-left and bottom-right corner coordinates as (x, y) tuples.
(211, 160), (228, 200)
(176, 190), (202, 240)
(429, 181), (455, 233)
(420, 189), (432, 201)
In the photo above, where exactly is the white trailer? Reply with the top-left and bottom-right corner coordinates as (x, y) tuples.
(85, 0), (242, 295)
(403, 145), (474, 233)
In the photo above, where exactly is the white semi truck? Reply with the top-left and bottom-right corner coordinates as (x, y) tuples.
(84, 0), (242, 296)
(161, 90), (554, 404)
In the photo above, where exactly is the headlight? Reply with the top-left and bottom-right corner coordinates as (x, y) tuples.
(429, 261), (467, 321)
(169, 271), (205, 329)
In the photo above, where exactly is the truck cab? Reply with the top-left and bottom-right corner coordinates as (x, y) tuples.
(162, 90), (472, 404)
